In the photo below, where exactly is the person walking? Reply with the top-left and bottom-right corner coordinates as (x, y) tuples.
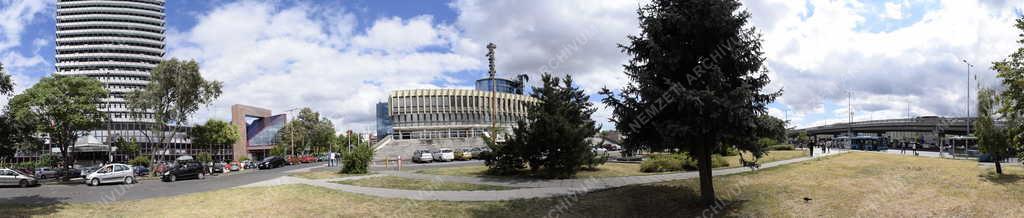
(900, 141), (906, 154)
(912, 143), (918, 156)
(328, 152), (336, 167)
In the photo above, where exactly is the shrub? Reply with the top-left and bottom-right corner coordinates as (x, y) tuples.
(765, 144), (795, 151)
(715, 146), (741, 156)
(640, 153), (729, 172)
(582, 151), (609, 170)
(14, 161), (38, 169)
(341, 143), (374, 174)
(197, 152), (213, 163)
(128, 156), (151, 167)
(37, 154), (58, 167)
(239, 156), (250, 162)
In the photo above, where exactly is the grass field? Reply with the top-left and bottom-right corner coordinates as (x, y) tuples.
(332, 176), (516, 191)
(5, 152), (1023, 217)
(288, 171), (371, 180)
(417, 150), (809, 178)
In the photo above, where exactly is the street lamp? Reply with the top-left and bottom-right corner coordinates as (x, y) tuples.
(285, 108), (299, 157)
(961, 59), (973, 136)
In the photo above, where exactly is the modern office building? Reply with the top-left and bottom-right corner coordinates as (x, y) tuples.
(230, 104), (288, 161)
(386, 88), (537, 140)
(51, 0), (192, 163)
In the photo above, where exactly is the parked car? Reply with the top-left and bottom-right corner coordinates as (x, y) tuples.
(592, 147), (608, 153)
(300, 155), (316, 163)
(133, 166), (150, 177)
(85, 164), (136, 186)
(412, 150), (433, 163)
(454, 148), (473, 161)
(34, 167), (59, 179)
(433, 148), (455, 162)
(162, 161), (204, 182)
(258, 156), (287, 169)
(286, 155), (302, 165)
(0, 168), (39, 187)
(242, 160), (257, 169)
(211, 162), (227, 174)
(229, 162), (241, 171)
(80, 165), (101, 179)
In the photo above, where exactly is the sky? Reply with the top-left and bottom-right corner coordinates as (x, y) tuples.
(1, 0), (1023, 134)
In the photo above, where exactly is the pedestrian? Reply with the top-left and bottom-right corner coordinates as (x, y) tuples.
(912, 143), (918, 156)
(900, 142), (906, 154)
(329, 152), (336, 167)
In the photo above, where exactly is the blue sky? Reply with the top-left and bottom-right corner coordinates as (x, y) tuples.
(2, 0), (1024, 134)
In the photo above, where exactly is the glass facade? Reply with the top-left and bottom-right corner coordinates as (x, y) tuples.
(376, 102), (393, 139)
(475, 78), (520, 94)
(248, 114), (286, 147)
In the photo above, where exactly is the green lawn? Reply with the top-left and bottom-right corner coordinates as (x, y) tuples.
(417, 150), (810, 178)
(332, 176), (516, 191)
(5, 152), (1023, 217)
(288, 170), (372, 180)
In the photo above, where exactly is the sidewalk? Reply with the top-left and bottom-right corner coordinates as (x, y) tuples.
(242, 150), (848, 201)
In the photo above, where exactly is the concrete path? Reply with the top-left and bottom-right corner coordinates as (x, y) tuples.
(247, 150), (848, 201)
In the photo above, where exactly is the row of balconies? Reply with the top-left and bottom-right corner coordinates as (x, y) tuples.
(58, 28), (164, 40)
(57, 52), (163, 63)
(56, 61), (157, 70)
(57, 13), (164, 26)
(58, 36), (164, 47)
(57, 69), (151, 77)
(58, 0), (164, 12)
(57, 43), (164, 54)
(58, 20), (164, 33)
(58, 7), (164, 20)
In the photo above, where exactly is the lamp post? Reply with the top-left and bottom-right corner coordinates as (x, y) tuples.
(285, 108), (299, 157)
(962, 59), (973, 136)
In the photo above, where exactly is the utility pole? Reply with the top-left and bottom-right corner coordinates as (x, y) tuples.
(848, 91), (853, 138)
(285, 108), (298, 157)
(486, 43), (498, 141)
(962, 59), (973, 136)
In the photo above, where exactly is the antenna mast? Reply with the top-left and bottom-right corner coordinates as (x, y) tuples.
(486, 43), (498, 140)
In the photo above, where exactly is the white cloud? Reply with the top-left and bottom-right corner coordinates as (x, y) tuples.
(743, 0), (1024, 128)
(882, 2), (905, 20)
(172, 2), (479, 133)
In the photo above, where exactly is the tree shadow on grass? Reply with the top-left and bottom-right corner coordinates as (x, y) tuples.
(466, 184), (750, 218)
(0, 195), (70, 217)
(980, 171), (1024, 185)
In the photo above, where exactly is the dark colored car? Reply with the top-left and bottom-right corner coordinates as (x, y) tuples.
(133, 166), (150, 176)
(35, 167), (59, 179)
(258, 156), (286, 169)
(161, 161), (205, 182)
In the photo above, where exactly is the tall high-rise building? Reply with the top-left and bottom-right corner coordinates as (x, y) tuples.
(54, 0), (194, 162)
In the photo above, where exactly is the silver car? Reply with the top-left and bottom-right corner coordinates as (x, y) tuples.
(0, 168), (39, 187)
(85, 164), (136, 186)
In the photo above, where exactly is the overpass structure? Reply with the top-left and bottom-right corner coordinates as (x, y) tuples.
(793, 116), (1005, 138)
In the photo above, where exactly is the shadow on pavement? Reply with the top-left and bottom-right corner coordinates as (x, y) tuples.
(0, 195), (71, 217)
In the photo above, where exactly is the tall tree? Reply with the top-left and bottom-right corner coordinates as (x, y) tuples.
(975, 88), (1012, 174)
(126, 58), (222, 161)
(190, 119), (239, 161)
(0, 62), (13, 95)
(993, 16), (1024, 161)
(277, 108), (336, 155)
(601, 0), (778, 205)
(8, 75), (108, 179)
(495, 74), (599, 179)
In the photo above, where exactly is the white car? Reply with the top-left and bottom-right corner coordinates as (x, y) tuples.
(85, 164), (136, 186)
(413, 150), (433, 163)
(433, 148), (455, 162)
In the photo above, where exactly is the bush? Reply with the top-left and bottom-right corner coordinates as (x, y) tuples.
(128, 156), (151, 167)
(239, 156), (250, 162)
(765, 144), (795, 151)
(341, 143), (374, 174)
(196, 152), (213, 163)
(14, 161), (38, 169)
(582, 151), (609, 170)
(640, 153), (729, 172)
(715, 146), (741, 156)
(641, 153), (690, 172)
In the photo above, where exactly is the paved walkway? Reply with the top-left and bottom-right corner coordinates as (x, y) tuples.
(242, 150), (847, 201)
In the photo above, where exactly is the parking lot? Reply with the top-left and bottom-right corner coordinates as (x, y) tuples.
(0, 163), (320, 204)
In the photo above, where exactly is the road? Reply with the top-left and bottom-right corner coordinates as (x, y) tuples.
(0, 163), (320, 204)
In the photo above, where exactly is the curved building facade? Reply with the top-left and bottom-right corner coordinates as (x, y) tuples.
(52, 0), (195, 162)
(388, 89), (538, 140)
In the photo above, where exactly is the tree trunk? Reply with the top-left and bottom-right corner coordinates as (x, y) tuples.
(696, 145), (716, 206)
(995, 154), (1003, 175)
